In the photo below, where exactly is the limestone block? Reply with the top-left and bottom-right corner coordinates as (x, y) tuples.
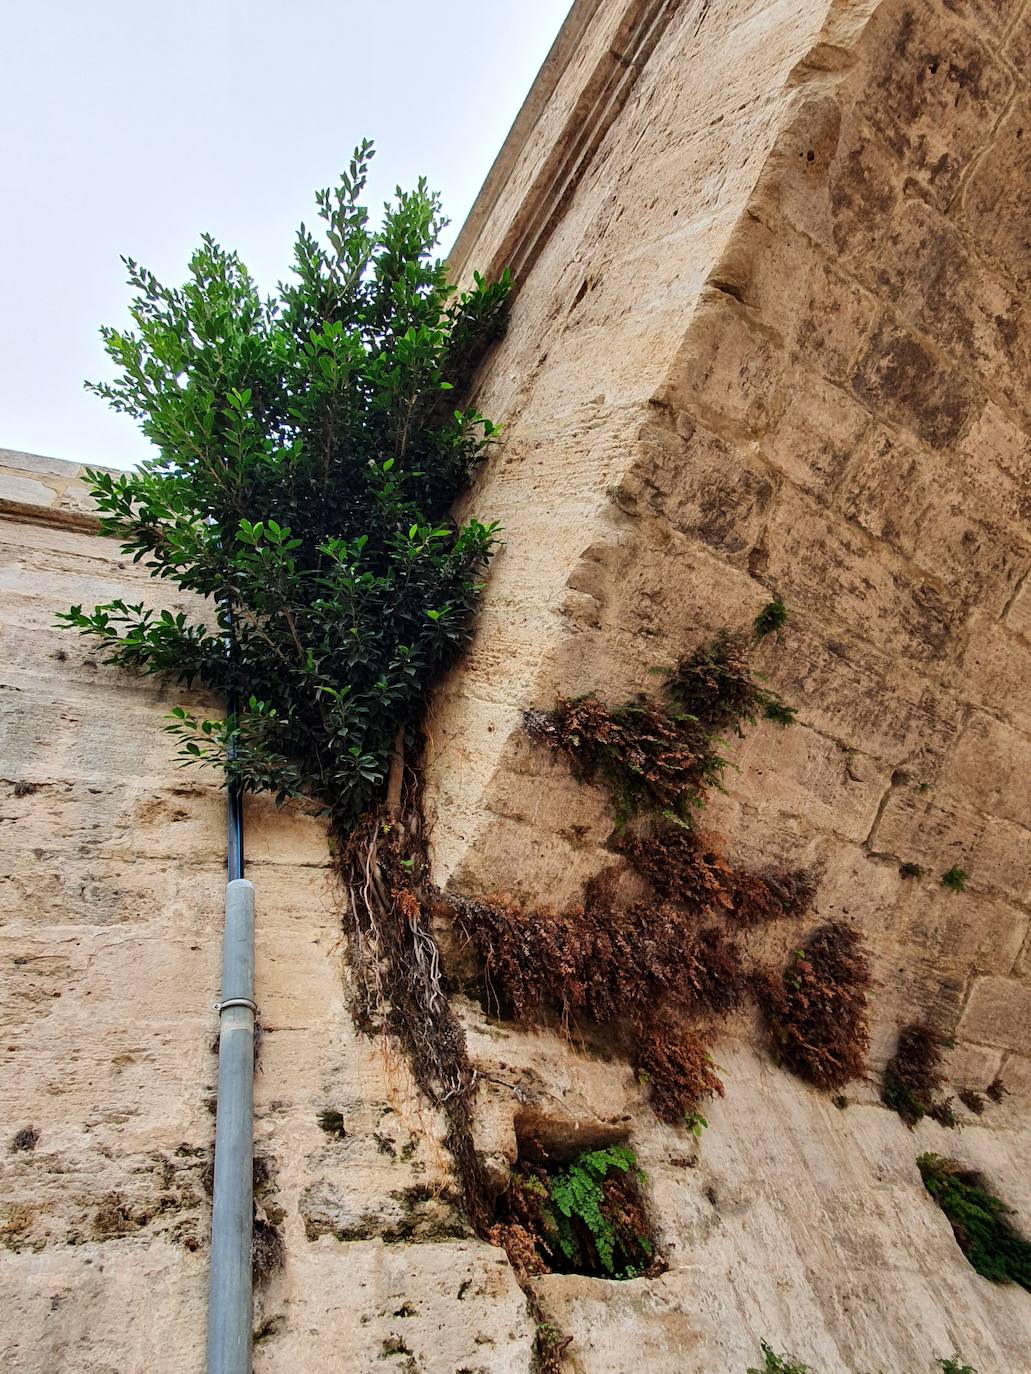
(851, 313), (977, 449)
(763, 484), (960, 664)
(762, 369), (872, 499)
(825, 118), (901, 265)
(262, 1241), (534, 1373)
(944, 1040), (1004, 1090)
(662, 292), (788, 439)
(723, 718), (891, 843)
(863, 0), (1013, 208)
(958, 96), (1031, 290)
(631, 418), (778, 563)
(872, 197), (1027, 398)
(955, 399), (1031, 529)
(0, 471), (59, 509)
(840, 426), (1029, 615)
(872, 787), (1031, 904)
(938, 710), (1031, 830)
(959, 976), (1031, 1054)
(0, 1244), (206, 1374)
(1006, 574), (1031, 640)
(793, 258), (878, 387)
(1000, 1053), (1031, 1097)
(748, 622), (961, 767)
(0, 449), (83, 480)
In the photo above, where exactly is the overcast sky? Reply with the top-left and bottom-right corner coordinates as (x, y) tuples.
(2, 1), (570, 470)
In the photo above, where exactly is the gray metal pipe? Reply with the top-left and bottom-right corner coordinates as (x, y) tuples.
(207, 877), (255, 1374)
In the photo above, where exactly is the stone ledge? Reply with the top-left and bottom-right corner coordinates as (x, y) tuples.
(0, 449), (111, 534)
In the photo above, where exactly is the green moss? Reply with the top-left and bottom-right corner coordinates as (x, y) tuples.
(918, 1153), (1031, 1288)
(941, 866), (968, 893)
(753, 598), (789, 639)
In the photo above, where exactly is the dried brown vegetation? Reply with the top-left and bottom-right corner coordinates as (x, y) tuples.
(882, 1022), (957, 1128)
(453, 822), (818, 1123)
(756, 923), (871, 1091)
(635, 1024), (725, 1123)
(454, 626), (837, 1129)
(986, 1076), (1008, 1104)
(959, 1089), (986, 1116)
(526, 631), (796, 826)
(453, 868), (746, 1122)
(622, 828), (814, 928)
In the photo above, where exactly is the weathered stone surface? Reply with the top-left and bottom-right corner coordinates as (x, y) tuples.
(840, 427), (1029, 615)
(426, 1), (1031, 1367)
(851, 313), (977, 449)
(862, 0), (1014, 209)
(5, 1), (1031, 1371)
(959, 978), (1031, 1055)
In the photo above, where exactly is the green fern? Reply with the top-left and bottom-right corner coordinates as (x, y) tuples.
(918, 1153), (1031, 1288)
(542, 1144), (650, 1278)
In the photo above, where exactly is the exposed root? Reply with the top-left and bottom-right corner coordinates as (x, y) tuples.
(335, 775), (487, 1229)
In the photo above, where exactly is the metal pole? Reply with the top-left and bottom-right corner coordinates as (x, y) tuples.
(207, 874), (255, 1374)
(226, 771), (244, 883)
(207, 595), (255, 1373)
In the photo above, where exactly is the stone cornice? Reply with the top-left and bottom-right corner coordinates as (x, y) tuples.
(449, 0), (686, 290)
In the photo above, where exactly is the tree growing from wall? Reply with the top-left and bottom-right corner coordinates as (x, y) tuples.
(59, 140), (510, 1221)
(61, 141), (508, 822)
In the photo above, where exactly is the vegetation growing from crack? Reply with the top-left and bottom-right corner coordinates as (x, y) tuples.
(941, 866), (969, 893)
(525, 629), (796, 826)
(491, 1143), (656, 1280)
(918, 1153), (1031, 1289)
(455, 623), (870, 1127)
(57, 143), (510, 1240)
(60, 141), (508, 825)
(755, 923), (871, 1091)
(753, 597), (788, 639)
(882, 1023), (957, 1129)
(744, 1347), (979, 1374)
(453, 786), (824, 1125)
(747, 1343), (813, 1374)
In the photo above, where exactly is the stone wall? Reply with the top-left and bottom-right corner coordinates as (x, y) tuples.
(428, 0), (1031, 1368)
(1, 0), (1030, 1371)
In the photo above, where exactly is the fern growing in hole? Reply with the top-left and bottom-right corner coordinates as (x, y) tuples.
(492, 1143), (655, 1280)
(549, 1145), (650, 1277)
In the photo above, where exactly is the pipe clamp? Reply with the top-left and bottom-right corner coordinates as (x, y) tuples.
(213, 998), (258, 1015)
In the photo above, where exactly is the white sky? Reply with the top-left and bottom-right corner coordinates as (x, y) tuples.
(2, 0), (570, 470)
